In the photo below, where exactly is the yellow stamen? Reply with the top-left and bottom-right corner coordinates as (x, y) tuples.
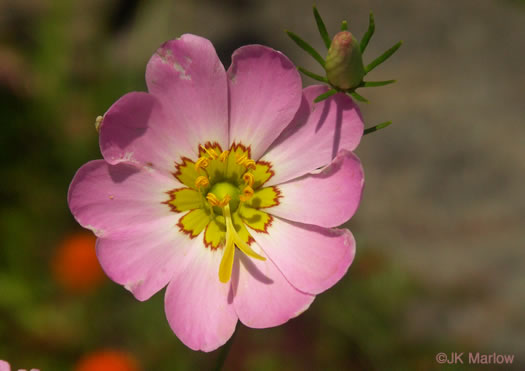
(239, 186), (254, 202)
(243, 159), (256, 170)
(218, 150), (229, 162)
(206, 193), (218, 206)
(206, 193), (231, 207)
(200, 145), (218, 159)
(235, 153), (257, 170)
(235, 153), (248, 164)
(206, 193), (220, 206)
(194, 157), (209, 171)
(195, 176), (209, 189)
(242, 172), (254, 187)
(239, 185), (254, 202)
(218, 203), (265, 283)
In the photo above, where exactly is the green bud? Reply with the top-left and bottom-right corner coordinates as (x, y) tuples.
(325, 31), (365, 90)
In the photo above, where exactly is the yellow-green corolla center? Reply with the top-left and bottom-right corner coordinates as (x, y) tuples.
(209, 182), (240, 214)
(166, 143), (281, 284)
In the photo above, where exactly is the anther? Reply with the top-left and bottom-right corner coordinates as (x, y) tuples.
(235, 153), (257, 170)
(239, 186), (254, 202)
(194, 157), (209, 171)
(243, 173), (254, 187)
(244, 159), (256, 170)
(195, 176), (209, 189)
(206, 193), (220, 206)
(235, 153), (248, 165)
(218, 150), (229, 162)
(219, 194), (232, 207)
(206, 193), (231, 207)
(200, 145), (218, 159)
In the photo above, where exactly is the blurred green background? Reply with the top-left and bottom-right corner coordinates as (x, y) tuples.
(1, 0), (524, 370)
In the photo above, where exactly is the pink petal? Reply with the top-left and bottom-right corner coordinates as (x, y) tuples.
(99, 92), (180, 175)
(145, 34), (229, 157)
(68, 160), (177, 239)
(96, 215), (189, 301)
(165, 246), (238, 352)
(268, 150), (364, 228)
(228, 45), (302, 160)
(253, 218), (356, 295)
(261, 85), (364, 185)
(0, 360), (10, 371)
(230, 248), (315, 328)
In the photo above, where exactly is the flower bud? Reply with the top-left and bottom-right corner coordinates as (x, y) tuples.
(325, 31), (365, 90)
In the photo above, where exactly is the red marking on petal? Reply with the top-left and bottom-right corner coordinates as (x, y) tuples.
(163, 187), (194, 213)
(230, 142), (251, 158)
(260, 185), (282, 209)
(172, 156), (195, 182)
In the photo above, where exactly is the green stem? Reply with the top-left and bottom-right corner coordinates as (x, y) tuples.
(214, 330), (237, 371)
(341, 20), (348, 31)
(363, 121), (392, 135)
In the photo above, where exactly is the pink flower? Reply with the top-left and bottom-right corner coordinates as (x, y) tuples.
(0, 360), (39, 371)
(68, 34), (365, 352)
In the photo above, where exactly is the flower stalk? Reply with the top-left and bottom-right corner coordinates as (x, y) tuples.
(214, 330), (237, 371)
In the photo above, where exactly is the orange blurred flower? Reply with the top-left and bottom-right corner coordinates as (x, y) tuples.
(74, 350), (140, 371)
(52, 232), (105, 292)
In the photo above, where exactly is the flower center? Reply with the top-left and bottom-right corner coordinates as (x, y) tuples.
(166, 143), (281, 283)
(208, 182), (240, 214)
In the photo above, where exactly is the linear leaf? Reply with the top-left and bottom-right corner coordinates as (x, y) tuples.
(298, 67), (328, 83)
(361, 79), (396, 87)
(360, 12), (375, 53)
(313, 5), (331, 49)
(365, 41), (403, 73)
(364, 121), (392, 135)
(314, 89), (338, 103)
(350, 91), (369, 103)
(286, 30), (326, 68)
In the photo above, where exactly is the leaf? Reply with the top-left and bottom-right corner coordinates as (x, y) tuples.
(350, 91), (369, 103)
(298, 67), (328, 83)
(314, 89), (338, 103)
(360, 12), (375, 53)
(364, 121), (392, 135)
(286, 30), (326, 68)
(365, 41), (403, 74)
(313, 5), (331, 49)
(361, 80), (396, 87)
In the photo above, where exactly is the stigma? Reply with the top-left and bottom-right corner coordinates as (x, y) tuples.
(217, 203), (266, 283)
